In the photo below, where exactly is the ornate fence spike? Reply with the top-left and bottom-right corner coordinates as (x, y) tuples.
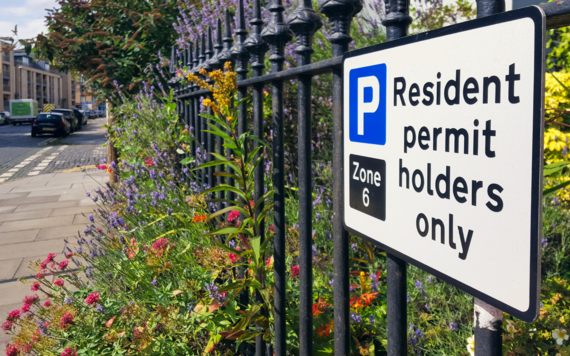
(287, 0), (322, 64)
(382, 0), (412, 40)
(193, 38), (201, 75)
(245, 0), (269, 75)
(199, 33), (206, 67)
(230, 0), (250, 78)
(261, 0), (293, 67)
(219, 9), (235, 68)
(210, 19), (224, 71)
(318, 0), (363, 50)
(203, 27), (214, 74)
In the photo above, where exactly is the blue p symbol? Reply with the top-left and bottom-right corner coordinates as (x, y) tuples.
(349, 64), (387, 145)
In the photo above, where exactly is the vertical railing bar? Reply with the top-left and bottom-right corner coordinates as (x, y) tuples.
(220, 9), (236, 204)
(245, 0), (269, 353)
(317, 0), (362, 354)
(199, 34), (208, 190)
(382, 0), (412, 354)
(206, 27), (215, 192)
(287, 1), (322, 354)
(214, 19), (225, 213)
(230, 1), (252, 353)
(186, 46), (192, 132)
(474, 3), (504, 355)
(261, 1), (292, 355)
(188, 43), (196, 158)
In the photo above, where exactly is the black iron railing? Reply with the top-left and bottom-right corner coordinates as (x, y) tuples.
(167, 0), (570, 355)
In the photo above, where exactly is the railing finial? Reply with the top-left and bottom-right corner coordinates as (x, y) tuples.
(287, 0), (323, 65)
(261, 0), (293, 67)
(382, 0), (412, 41)
(210, 19), (224, 70)
(230, 0), (250, 77)
(169, 46), (176, 75)
(244, 0), (269, 75)
(318, 0), (363, 53)
(219, 9), (235, 68)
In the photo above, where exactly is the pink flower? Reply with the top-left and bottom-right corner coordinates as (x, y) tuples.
(36, 271), (46, 280)
(7, 309), (21, 321)
(228, 210), (240, 222)
(21, 304), (30, 313)
(65, 252), (73, 258)
(31, 282), (40, 291)
(53, 279), (64, 287)
(151, 238), (177, 257)
(5, 344), (18, 356)
(23, 295), (39, 305)
(266, 256), (273, 267)
(43, 301), (52, 307)
(106, 315), (116, 327)
(84, 292), (101, 306)
(58, 260), (69, 270)
(46, 253), (56, 262)
(61, 347), (78, 356)
(291, 265), (300, 278)
(1, 321), (13, 331)
(228, 253), (238, 264)
(60, 312), (74, 327)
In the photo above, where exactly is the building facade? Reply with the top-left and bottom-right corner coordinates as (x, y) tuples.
(0, 42), (80, 113)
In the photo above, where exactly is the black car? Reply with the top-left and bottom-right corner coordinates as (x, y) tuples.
(31, 113), (71, 137)
(50, 109), (78, 132)
(73, 109), (88, 129)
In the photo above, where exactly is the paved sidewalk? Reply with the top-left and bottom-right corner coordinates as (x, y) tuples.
(0, 170), (108, 350)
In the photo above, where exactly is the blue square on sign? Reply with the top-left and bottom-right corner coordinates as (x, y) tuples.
(349, 64), (387, 145)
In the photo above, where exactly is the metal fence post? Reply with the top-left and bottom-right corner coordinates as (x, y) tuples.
(230, 2), (252, 354)
(245, 0), (270, 353)
(474, 2), (504, 355)
(382, 0), (412, 354)
(206, 27), (215, 190)
(199, 34), (208, 189)
(317, 0), (362, 354)
(213, 19), (225, 212)
(287, 2), (322, 355)
(474, 298), (503, 356)
(262, 1), (293, 355)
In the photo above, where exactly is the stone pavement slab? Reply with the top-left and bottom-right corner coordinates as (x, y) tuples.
(0, 215), (75, 233)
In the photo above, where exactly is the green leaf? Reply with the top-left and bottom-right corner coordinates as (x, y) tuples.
(201, 185), (247, 201)
(176, 148), (185, 154)
(251, 237), (261, 265)
(208, 205), (250, 221)
(192, 159), (229, 171)
(205, 226), (241, 236)
(544, 161), (570, 176)
(544, 180), (570, 195)
(180, 157), (194, 165)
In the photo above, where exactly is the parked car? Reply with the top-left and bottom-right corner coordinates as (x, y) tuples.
(73, 109), (88, 129)
(31, 113), (70, 137)
(0, 112), (9, 125)
(50, 109), (78, 133)
(86, 111), (97, 120)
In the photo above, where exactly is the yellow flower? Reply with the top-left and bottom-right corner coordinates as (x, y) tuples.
(466, 335), (474, 356)
(552, 328), (569, 345)
(506, 320), (517, 337)
(227, 116), (235, 122)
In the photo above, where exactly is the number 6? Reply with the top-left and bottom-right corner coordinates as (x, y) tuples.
(363, 188), (370, 207)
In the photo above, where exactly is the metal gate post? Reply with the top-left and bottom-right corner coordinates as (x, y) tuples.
(382, 0), (412, 354)
(261, 1), (293, 354)
(474, 1), (504, 354)
(317, 0), (362, 355)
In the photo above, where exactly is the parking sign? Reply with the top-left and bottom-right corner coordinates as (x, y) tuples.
(343, 7), (544, 321)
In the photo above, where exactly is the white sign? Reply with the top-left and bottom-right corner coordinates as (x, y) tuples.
(343, 7), (544, 321)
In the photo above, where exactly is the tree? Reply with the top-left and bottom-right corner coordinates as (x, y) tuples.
(31, 0), (181, 100)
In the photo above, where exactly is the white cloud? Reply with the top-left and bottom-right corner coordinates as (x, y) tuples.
(3, 8), (29, 17)
(0, 0), (56, 40)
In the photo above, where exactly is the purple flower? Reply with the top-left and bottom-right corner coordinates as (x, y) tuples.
(415, 281), (423, 290)
(449, 322), (457, 331)
(95, 304), (104, 313)
(350, 312), (361, 323)
(151, 279), (157, 286)
(351, 243), (357, 252)
(88, 215), (94, 222)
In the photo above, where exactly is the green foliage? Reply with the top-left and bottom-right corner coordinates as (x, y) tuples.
(410, 0), (476, 33)
(31, 0), (180, 100)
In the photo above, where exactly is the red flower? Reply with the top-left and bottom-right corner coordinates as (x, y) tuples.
(21, 304), (30, 313)
(291, 265), (300, 278)
(85, 292), (101, 306)
(7, 309), (21, 321)
(1, 321), (13, 331)
(58, 260), (69, 270)
(23, 295), (38, 305)
(144, 157), (153, 166)
(312, 297), (331, 317)
(269, 224), (274, 232)
(43, 301), (51, 307)
(53, 279), (64, 287)
(60, 312), (74, 327)
(65, 252), (73, 258)
(61, 347), (78, 356)
(36, 271), (46, 279)
(228, 253), (238, 264)
(31, 282), (40, 291)
(228, 210), (240, 222)
(5, 344), (18, 356)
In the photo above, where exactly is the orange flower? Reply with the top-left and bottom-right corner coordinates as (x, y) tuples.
(312, 297), (330, 317)
(105, 315), (117, 327)
(315, 320), (334, 337)
(350, 292), (378, 311)
(192, 214), (207, 223)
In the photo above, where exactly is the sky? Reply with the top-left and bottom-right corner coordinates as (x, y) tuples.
(0, 0), (59, 42)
